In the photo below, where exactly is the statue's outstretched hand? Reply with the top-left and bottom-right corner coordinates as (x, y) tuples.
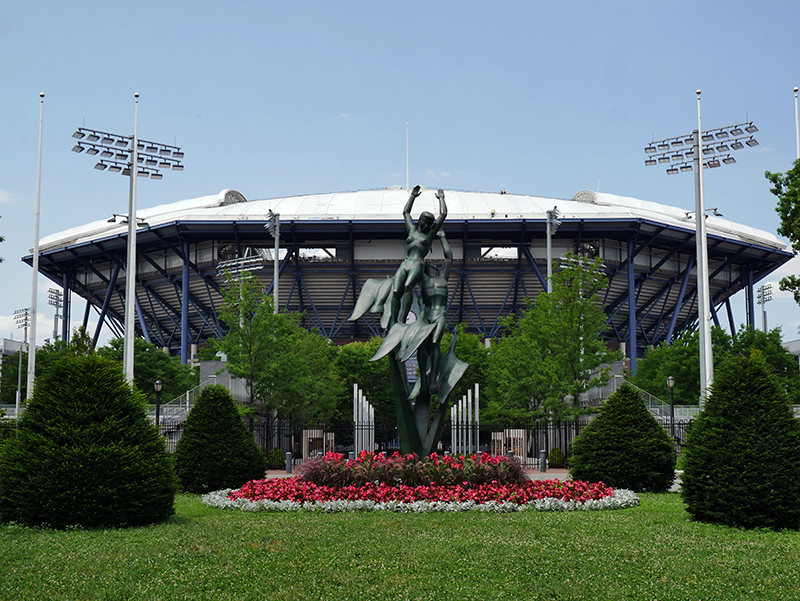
(411, 185), (422, 198)
(436, 188), (445, 202)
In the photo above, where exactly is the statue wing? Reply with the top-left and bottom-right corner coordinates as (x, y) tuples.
(436, 331), (469, 406)
(349, 277), (394, 324)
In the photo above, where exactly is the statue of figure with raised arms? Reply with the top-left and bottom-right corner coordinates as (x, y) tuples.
(390, 185), (447, 326)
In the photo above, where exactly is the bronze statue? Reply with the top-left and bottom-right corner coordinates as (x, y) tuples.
(349, 187), (467, 458)
(390, 185), (447, 326)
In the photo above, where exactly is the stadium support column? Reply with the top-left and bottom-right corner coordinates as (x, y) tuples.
(181, 239), (190, 364)
(628, 238), (637, 374)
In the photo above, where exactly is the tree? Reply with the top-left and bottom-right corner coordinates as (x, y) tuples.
(174, 384), (266, 494)
(767, 160), (800, 303)
(0, 353), (176, 528)
(334, 337), (394, 423)
(97, 337), (199, 404)
(682, 352), (800, 530)
(569, 382), (676, 492)
(486, 254), (620, 422)
(210, 272), (340, 422)
(630, 326), (800, 405)
(0, 327), (96, 404)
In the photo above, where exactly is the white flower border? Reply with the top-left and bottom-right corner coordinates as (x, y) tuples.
(200, 488), (639, 513)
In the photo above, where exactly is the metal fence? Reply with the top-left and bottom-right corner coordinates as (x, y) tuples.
(149, 417), (691, 469)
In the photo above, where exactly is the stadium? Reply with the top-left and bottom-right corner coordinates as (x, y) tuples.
(27, 186), (792, 370)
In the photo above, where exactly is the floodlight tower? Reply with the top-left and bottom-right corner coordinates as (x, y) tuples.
(545, 207), (561, 293)
(72, 94), (184, 384)
(14, 308), (30, 417)
(266, 210), (281, 313)
(644, 90), (759, 404)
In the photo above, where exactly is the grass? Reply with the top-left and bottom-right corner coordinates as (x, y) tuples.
(2, 493), (800, 600)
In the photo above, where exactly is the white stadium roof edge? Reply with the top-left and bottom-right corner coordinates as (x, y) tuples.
(28, 187), (792, 368)
(40, 187), (784, 252)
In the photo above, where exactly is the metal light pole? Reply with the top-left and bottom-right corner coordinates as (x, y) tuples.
(154, 379), (163, 427)
(26, 93), (45, 400)
(14, 308), (30, 417)
(667, 375), (676, 439)
(794, 87), (799, 160)
(545, 207), (561, 293)
(72, 94), (184, 384)
(266, 210), (281, 313)
(644, 90), (759, 404)
(757, 283), (773, 333)
(48, 288), (63, 341)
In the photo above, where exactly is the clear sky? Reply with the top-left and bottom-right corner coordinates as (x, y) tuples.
(2, 0), (800, 346)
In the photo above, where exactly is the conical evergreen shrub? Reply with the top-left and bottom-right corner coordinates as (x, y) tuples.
(174, 384), (266, 493)
(0, 354), (177, 529)
(569, 382), (675, 492)
(682, 353), (800, 530)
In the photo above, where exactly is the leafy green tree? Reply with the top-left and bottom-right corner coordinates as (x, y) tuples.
(631, 326), (800, 405)
(569, 382), (675, 492)
(682, 352), (800, 530)
(440, 324), (490, 410)
(334, 337), (393, 423)
(210, 272), (340, 422)
(174, 384), (266, 494)
(767, 159), (800, 304)
(0, 353), (176, 528)
(97, 337), (199, 404)
(486, 255), (620, 422)
(0, 327), (96, 404)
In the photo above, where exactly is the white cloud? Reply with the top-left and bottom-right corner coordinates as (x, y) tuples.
(0, 189), (16, 205)
(424, 170), (452, 180)
(338, 113), (352, 119)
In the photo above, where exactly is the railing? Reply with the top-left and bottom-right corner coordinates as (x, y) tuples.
(147, 377), (218, 422)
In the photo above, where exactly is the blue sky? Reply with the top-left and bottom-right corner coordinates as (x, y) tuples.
(2, 0), (800, 345)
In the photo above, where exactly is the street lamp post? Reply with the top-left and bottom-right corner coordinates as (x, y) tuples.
(645, 90), (759, 405)
(666, 375), (676, 439)
(72, 94), (184, 385)
(266, 210), (281, 313)
(154, 379), (163, 427)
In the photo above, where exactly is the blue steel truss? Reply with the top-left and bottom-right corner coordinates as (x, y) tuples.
(24, 214), (791, 369)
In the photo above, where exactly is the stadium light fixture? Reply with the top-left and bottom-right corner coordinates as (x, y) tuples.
(643, 91), (759, 404)
(71, 94), (185, 384)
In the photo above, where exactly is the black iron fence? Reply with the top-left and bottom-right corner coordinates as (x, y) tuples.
(151, 416), (694, 469)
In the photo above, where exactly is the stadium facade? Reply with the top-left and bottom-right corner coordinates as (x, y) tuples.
(26, 187), (792, 370)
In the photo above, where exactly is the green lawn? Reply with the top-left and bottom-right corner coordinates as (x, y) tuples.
(2, 493), (799, 600)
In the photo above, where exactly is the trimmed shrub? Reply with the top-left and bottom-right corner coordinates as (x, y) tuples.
(569, 383), (676, 492)
(682, 354), (800, 530)
(174, 384), (266, 493)
(0, 354), (176, 529)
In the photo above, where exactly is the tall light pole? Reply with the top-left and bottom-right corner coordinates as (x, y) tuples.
(72, 94), (184, 384)
(266, 210), (281, 313)
(48, 288), (63, 341)
(794, 87), (799, 160)
(545, 207), (561, 293)
(14, 308), (30, 417)
(645, 90), (759, 404)
(26, 93), (45, 400)
(757, 283), (773, 333)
